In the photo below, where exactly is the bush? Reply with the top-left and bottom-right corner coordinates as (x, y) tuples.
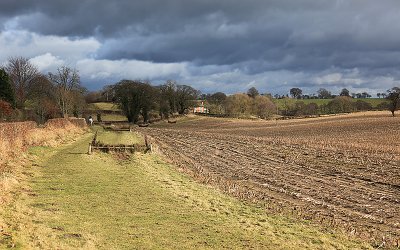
(225, 94), (252, 117)
(252, 95), (276, 119)
(353, 100), (372, 111)
(0, 100), (13, 120)
(326, 96), (354, 113)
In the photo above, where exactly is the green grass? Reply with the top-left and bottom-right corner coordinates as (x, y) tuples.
(2, 131), (372, 249)
(95, 128), (144, 145)
(273, 98), (387, 109)
(87, 113), (128, 122)
(87, 102), (121, 111)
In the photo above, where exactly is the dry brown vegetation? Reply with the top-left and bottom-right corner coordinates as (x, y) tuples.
(141, 111), (400, 248)
(0, 118), (87, 199)
(0, 118), (87, 172)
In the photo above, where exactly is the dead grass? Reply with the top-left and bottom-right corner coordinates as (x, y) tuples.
(1, 130), (371, 249)
(0, 119), (88, 248)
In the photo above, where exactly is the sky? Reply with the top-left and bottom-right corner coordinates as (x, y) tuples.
(1, 0), (400, 95)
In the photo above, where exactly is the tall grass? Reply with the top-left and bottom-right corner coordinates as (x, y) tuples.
(0, 118), (87, 173)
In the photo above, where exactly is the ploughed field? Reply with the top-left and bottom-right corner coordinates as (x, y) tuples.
(141, 112), (400, 246)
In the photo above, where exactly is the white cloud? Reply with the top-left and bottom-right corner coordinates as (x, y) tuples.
(0, 29), (100, 64)
(29, 53), (64, 72)
(76, 58), (188, 82)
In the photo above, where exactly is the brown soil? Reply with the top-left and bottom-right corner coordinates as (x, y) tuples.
(140, 112), (400, 247)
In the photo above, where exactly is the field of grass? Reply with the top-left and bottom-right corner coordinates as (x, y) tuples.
(87, 102), (121, 111)
(273, 98), (388, 109)
(0, 130), (371, 249)
(86, 113), (128, 122)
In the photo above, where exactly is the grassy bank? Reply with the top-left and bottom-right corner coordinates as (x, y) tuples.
(1, 130), (371, 249)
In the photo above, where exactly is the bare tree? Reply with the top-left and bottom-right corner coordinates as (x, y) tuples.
(252, 95), (276, 119)
(113, 80), (158, 123)
(159, 80), (178, 115)
(386, 87), (400, 117)
(5, 57), (39, 108)
(317, 88), (332, 99)
(176, 84), (199, 114)
(48, 66), (83, 117)
(28, 74), (58, 123)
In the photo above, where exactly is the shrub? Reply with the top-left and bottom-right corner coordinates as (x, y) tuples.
(326, 96), (354, 113)
(0, 100), (13, 120)
(252, 95), (276, 119)
(353, 100), (372, 111)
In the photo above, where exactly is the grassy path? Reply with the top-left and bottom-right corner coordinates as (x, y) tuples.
(3, 130), (371, 249)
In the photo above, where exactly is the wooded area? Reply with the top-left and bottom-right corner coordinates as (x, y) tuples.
(1, 57), (399, 124)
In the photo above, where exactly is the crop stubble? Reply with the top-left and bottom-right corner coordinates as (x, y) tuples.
(141, 113), (400, 247)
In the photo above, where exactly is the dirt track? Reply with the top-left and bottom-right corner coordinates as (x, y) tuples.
(141, 112), (400, 247)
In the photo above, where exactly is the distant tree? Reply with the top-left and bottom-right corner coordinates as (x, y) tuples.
(339, 88), (350, 97)
(292, 101), (306, 116)
(247, 87), (259, 98)
(386, 87), (400, 116)
(5, 57), (39, 108)
(252, 95), (276, 119)
(114, 80), (158, 123)
(262, 93), (273, 99)
(317, 88), (332, 99)
(281, 97), (296, 116)
(28, 75), (59, 123)
(361, 92), (371, 98)
(158, 86), (171, 119)
(48, 66), (84, 117)
(326, 96), (353, 113)
(206, 92), (227, 115)
(176, 84), (199, 114)
(85, 91), (102, 103)
(376, 101), (389, 110)
(209, 92), (227, 105)
(225, 93), (252, 117)
(160, 80), (178, 115)
(303, 103), (319, 116)
(101, 85), (115, 102)
(353, 100), (372, 111)
(0, 68), (15, 106)
(289, 88), (303, 99)
(71, 88), (88, 118)
(377, 93), (381, 98)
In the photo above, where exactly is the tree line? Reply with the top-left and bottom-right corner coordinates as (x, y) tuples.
(1, 57), (399, 123)
(0, 57), (86, 122)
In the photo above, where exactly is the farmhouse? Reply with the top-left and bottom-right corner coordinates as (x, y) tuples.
(193, 101), (209, 114)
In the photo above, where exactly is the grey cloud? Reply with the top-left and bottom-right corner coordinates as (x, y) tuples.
(1, 0), (400, 93)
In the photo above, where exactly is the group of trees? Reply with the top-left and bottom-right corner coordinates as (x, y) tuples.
(1, 56), (400, 123)
(0, 57), (86, 122)
(111, 80), (199, 123)
(285, 87), (375, 100)
(81, 82), (400, 120)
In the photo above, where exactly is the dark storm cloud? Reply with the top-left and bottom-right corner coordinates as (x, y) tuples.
(3, 1), (400, 66)
(1, 0), (400, 93)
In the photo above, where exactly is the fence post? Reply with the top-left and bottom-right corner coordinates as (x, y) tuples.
(88, 143), (92, 154)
